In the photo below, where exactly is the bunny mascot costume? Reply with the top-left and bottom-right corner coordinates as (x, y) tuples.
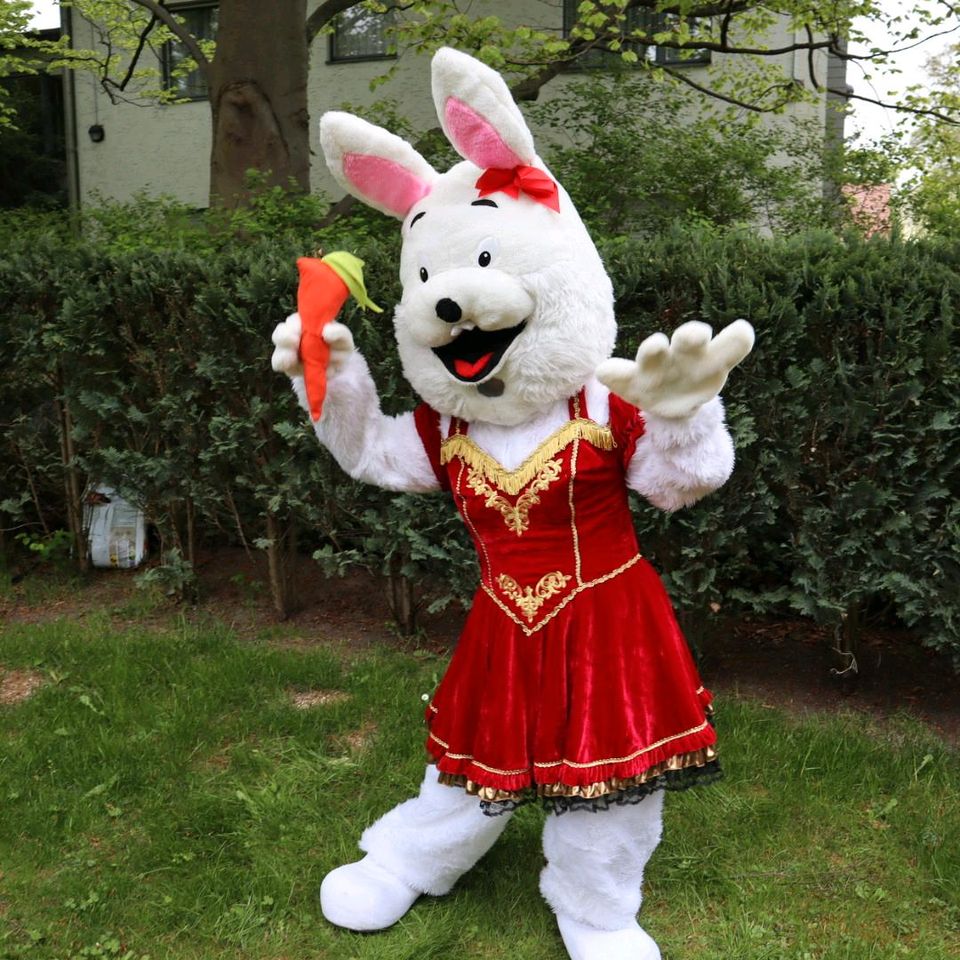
(272, 48), (754, 960)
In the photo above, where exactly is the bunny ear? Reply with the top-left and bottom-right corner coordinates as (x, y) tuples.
(320, 111), (438, 219)
(431, 47), (537, 169)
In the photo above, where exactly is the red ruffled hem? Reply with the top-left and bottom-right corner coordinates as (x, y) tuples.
(425, 706), (717, 799)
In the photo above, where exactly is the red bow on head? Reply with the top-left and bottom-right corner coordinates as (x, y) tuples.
(475, 165), (561, 212)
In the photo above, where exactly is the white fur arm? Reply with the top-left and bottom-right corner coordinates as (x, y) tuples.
(292, 352), (440, 494)
(627, 398), (734, 512)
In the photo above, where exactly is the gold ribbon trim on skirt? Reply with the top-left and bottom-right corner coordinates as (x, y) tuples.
(435, 745), (718, 804)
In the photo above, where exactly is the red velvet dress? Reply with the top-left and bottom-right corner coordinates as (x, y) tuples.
(413, 390), (719, 811)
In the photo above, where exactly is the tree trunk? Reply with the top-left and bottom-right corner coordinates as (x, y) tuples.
(54, 368), (88, 572)
(388, 554), (417, 636)
(833, 600), (861, 696)
(208, 0), (309, 207)
(185, 497), (197, 568)
(265, 511), (297, 619)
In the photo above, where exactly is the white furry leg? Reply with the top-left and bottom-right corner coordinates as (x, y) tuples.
(321, 766), (510, 931)
(359, 764), (512, 896)
(540, 791), (664, 939)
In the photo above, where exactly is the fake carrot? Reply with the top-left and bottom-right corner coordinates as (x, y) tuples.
(296, 251), (381, 422)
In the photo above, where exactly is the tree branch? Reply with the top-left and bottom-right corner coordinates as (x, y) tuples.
(628, 0), (756, 16)
(720, 0), (734, 48)
(832, 88), (960, 126)
(660, 62), (800, 112)
(874, 23), (960, 58)
(509, 32), (612, 101)
(129, 0), (211, 72)
(806, 25), (820, 91)
(104, 11), (158, 94)
(631, 36), (836, 57)
(305, 0), (363, 46)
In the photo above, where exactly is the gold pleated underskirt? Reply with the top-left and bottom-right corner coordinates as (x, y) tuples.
(434, 744), (718, 805)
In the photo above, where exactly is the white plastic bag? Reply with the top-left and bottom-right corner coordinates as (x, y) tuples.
(84, 486), (147, 569)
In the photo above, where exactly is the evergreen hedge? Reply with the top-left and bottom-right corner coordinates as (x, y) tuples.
(1, 226), (957, 668)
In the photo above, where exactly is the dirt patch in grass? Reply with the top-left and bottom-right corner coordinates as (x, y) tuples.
(0, 668), (45, 705)
(288, 688), (351, 710)
(333, 720), (378, 754)
(195, 744), (235, 771)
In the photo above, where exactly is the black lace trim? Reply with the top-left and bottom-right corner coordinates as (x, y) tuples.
(478, 759), (724, 817)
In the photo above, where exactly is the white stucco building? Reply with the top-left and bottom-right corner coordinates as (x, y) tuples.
(61, 1), (849, 209)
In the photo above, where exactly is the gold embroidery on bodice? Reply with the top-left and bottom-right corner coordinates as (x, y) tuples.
(440, 418), (614, 496)
(442, 417), (615, 536)
(496, 571), (573, 621)
(465, 458), (562, 535)
(446, 400), (639, 634)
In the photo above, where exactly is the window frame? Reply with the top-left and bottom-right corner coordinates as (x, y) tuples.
(562, 2), (712, 69)
(160, 2), (218, 102)
(327, 4), (397, 64)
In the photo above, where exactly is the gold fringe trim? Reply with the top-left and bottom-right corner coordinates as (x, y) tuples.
(435, 745), (719, 804)
(440, 419), (615, 497)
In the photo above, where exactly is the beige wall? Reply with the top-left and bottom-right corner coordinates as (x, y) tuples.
(67, 3), (835, 207)
(306, 43), (434, 199)
(69, 11), (212, 206)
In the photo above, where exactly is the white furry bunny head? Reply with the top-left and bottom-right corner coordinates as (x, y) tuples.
(320, 48), (616, 426)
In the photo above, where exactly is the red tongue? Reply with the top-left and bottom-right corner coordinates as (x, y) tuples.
(454, 353), (494, 378)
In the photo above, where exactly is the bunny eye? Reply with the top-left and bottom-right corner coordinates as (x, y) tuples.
(474, 237), (499, 268)
(419, 267), (429, 283)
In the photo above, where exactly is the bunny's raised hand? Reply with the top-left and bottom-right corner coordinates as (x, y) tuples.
(596, 319), (754, 419)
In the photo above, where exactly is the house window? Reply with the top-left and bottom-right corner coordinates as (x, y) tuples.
(162, 3), (217, 100)
(641, 10), (712, 66)
(329, 5), (396, 62)
(563, 2), (711, 67)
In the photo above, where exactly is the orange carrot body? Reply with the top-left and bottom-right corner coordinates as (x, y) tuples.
(297, 257), (350, 422)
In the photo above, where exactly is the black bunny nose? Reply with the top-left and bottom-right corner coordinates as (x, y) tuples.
(435, 298), (462, 324)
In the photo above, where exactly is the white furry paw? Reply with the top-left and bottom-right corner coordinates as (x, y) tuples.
(319, 856), (420, 931)
(557, 915), (661, 960)
(270, 312), (303, 377)
(322, 321), (356, 376)
(596, 319), (754, 419)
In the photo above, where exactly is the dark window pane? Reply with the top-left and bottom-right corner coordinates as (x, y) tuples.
(562, 1), (710, 68)
(653, 16), (711, 65)
(331, 6), (396, 62)
(163, 5), (217, 100)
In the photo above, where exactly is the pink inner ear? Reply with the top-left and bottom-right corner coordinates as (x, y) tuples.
(444, 96), (524, 170)
(343, 153), (431, 217)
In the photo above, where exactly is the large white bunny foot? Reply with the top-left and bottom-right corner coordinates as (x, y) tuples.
(557, 915), (661, 960)
(319, 855), (420, 931)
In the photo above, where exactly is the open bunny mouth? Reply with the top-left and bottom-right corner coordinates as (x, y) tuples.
(432, 321), (527, 383)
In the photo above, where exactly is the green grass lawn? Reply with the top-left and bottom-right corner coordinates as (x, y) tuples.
(0, 612), (957, 959)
